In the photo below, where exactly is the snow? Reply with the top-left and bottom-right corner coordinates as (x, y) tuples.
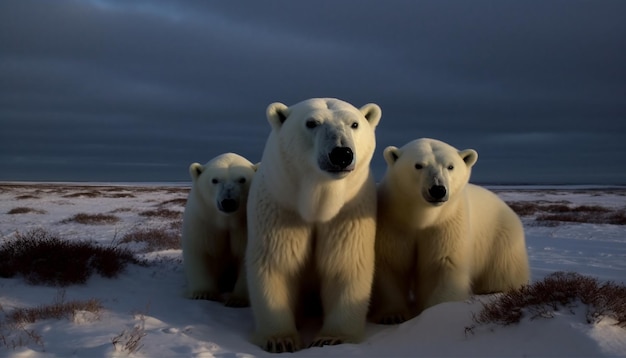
(1, 183), (625, 357)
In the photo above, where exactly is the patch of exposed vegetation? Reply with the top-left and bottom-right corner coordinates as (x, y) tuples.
(61, 213), (120, 225)
(138, 208), (181, 220)
(14, 194), (40, 200)
(158, 198), (187, 207)
(121, 227), (180, 252)
(106, 193), (136, 198)
(507, 202), (626, 225)
(469, 272), (626, 330)
(0, 229), (144, 286)
(7, 207), (46, 215)
(62, 191), (102, 198)
(0, 290), (102, 350)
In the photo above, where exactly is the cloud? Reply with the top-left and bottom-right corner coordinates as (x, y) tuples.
(1, 0), (625, 183)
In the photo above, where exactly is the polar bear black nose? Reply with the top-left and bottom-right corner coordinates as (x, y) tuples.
(218, 199), (238, 213)
(329, 147), (354, 169)
(428, 185), (447, 200)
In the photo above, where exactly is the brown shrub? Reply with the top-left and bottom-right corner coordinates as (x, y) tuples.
(0, 229), (144, 286)
(506, 201), (624, 225)
(537, 208), (626, 225)
(61, 213), (120, 225)
(5, 292), (102, 325)
(14, 194), (39, 200)
(472, 272), (626, 327)
(110, 207), (133, 214)
(138, 208), (181, 220)
(169, 220), (183, 232)
(0, 290), (101, 350)
(121, 227), (180, 252)
(62, 191), (101, 198)
(158, 198), (187, 207)
(7, 207), (46, 215)
(506, 201), (540, 216)
(107, 193), (136, 198)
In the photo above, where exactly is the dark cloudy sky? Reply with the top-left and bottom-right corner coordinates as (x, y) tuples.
(1, 0), (625, 184)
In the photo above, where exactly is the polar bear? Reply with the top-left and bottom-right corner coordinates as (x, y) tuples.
(370, 138), (529, 324)
(182, 153), (258, 307)
(246, 98), (381, 352)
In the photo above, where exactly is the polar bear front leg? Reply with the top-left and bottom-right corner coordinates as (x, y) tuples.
(225, 228), (249, 307)
(247, 219), (311, 352)
(369, 264), (413, 324)
(184, 251), (222, 301)
(312, 213), (376, 346)
(417, 256), (472, 312)
(225, 260), (249, 307)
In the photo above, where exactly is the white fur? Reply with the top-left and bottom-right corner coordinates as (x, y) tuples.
(246, 98), (381, 352)
(182, 153), (258, 307)
(370, 138), (530, 324)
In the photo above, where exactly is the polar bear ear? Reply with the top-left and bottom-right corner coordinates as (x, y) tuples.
(359, 103), (382, 128)
(252, 162), (261, 172)
(459, 149), (478, 168)
(189, 163), (203, 181)
(266, 102), (289, 130)
(383, 146), (400, 166)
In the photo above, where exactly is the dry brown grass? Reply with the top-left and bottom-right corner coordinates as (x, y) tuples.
(7, 207), (47, 215)
(106, 193), (136, 198)
(0, 290), (102, 350)
(507, 201), (626, 225)
(62, 190), (102, 198)
(158, 198), (187, 207)
(111, 308), (147, 354)
(121, 227), (181, 252)
(471, 272), (626, 329)
(14, 194), (39, 200)
(61, 213), (120, 225)
(138, 208), (181, 220)
(0, 229), (144, 286)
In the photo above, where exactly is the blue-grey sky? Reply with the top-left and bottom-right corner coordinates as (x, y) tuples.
(1, 0), (625, 184)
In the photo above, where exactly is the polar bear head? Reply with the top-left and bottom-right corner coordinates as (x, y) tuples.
(265, 98), (381, 180)
(383, 138), (478, 206)
(189, 153), (258, 214)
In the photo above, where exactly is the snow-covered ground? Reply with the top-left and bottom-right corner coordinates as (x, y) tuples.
(0, 183), (625, 357)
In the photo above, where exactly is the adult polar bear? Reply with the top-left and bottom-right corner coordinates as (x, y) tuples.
(246, 98), (382, 352)
(370, 138), (529, 324)
(182, 153), (257, 307)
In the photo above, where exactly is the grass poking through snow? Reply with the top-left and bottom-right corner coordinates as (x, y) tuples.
(7, 207), (46, 215)
(121, 227), (181, 252)
(507, 202), (626, 225)
(0, 290), (102, 350)
(61, 213), (120, 225)
(470, 272), (626, 329)
(0, 229), (144, 286)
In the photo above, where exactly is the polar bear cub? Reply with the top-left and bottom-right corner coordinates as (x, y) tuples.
(182, 152), (258, 307)
(246, 98), (381, 352)
(370, 138), (529, 324)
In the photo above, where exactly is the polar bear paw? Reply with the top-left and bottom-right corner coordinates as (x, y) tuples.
(374, 312), (410, 325)
(189, 290), (221, 302)
(224, 295), (249, 308)
(262, 335), (301, 353)
(309, 335), (346, 348)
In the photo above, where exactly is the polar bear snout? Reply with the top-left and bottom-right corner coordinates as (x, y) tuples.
(425, 185), (448, 204)
(318, 146), (356, 176)
(329, 146), (355, 169)
(217, 198), (239, 213)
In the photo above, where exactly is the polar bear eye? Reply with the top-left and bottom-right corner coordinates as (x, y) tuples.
(415, 163), (423, 170)
(305, 119), (319, 129)
(211, 178), (219, 184)
(351, 122), (359, 129)
(238, 177), (246, 184)
(447, 165), (454, 170)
